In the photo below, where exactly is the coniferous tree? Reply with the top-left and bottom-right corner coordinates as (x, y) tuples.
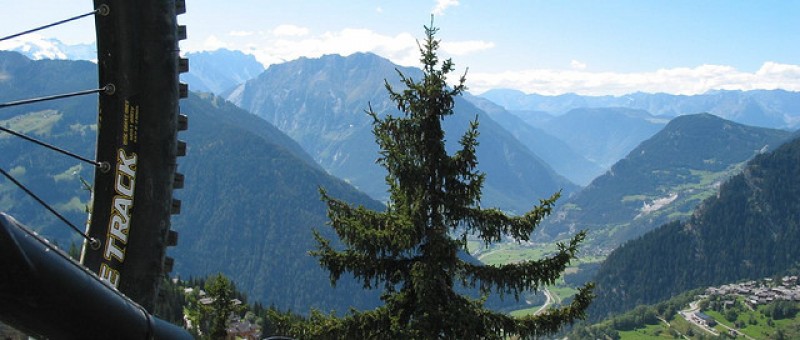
(311, 21), (593, 339)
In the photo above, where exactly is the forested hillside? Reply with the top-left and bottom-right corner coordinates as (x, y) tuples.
(588, 135), (800, 320)
(166, 93), (390, 313)
(542, 113), (792, 248)
(0, 51), (97, 243)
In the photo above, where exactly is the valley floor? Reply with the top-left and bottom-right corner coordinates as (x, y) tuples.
(470, 239), (602, 317)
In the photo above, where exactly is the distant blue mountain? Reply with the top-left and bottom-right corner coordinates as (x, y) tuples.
(480, 88), (800, 130)
(537, 107), (669, 169)
(181, 49), (265, 95)
(465, 93), (604, 186)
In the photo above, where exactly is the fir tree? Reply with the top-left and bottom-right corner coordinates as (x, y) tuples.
(312, 20), (593, 339)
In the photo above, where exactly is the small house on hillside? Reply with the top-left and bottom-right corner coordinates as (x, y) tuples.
(696, 312), (717, 327)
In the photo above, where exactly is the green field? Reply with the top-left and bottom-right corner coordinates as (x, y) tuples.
(476, 240), (604, 267)
(509, 306), (540, 318)
(0, 110), (62, 137)
(702, 304), (800, 339)
(476, 240), (603, 317)
(477, 242), (558, 267)
(618, 323), (674, 339)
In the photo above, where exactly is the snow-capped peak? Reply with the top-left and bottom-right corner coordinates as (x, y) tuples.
(0, 33), (96, 61)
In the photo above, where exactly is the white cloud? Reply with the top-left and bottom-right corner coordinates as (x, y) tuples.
(570, 60), (587, 70)
(224, 27), (493, 68)
(202, 35), (229, 50)
(222, 28), (420, 68)
(186, 26), (424, 67)
(271, 24), (310, 37)
(757, 62), (800, 76)
(468, 62), (800, 96)
(433, 0), (459, 15)
(441, 40), (495, 56)
(752, 62), (800, 90)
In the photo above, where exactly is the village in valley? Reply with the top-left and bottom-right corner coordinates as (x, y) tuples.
(705, 276), (800, 309)
(677, 276), (800, 338)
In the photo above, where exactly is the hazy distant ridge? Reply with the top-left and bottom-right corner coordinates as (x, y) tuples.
(481, 88), (800, 130)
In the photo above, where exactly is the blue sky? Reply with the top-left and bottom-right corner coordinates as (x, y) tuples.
(2, 0), (798, 95)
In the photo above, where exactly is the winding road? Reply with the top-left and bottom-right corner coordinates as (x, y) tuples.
(534, 288), (554, 315)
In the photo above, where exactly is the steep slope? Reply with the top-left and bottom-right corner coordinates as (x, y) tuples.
(172, 93), (385, 312)
(0, 51), (99, 243)
(225, 52), (576, 213)
(589, 135), (800, 320)
(181, 49), (264, 95)
(542, 114), (792, 248)
(225, 53), (412, 199)
(481, 88), (800, 130)
(466, 93), (604, 185)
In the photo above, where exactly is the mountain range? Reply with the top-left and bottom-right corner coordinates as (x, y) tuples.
(224, 52), (577, 214)
(0, 36), (96, 61)
(13, 40), (799, 184)
(6, 43), (800, 329)
(481, 88), (800, 130)
(4, 38), (266, 98)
